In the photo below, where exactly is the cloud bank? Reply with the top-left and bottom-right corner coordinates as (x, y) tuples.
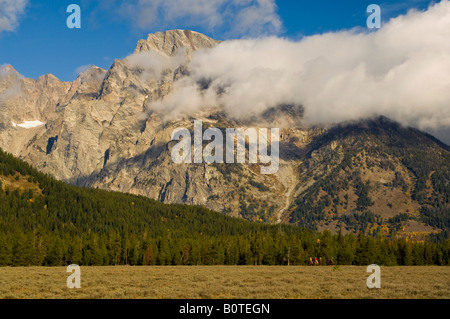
(146, 1), (450, 143)
(119, 0), (281, 37)
(0, 0), (28, 34)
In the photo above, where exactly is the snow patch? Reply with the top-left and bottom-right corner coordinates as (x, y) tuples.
(11, 120), (45, 129)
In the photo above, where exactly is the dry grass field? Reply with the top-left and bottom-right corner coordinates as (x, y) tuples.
(0, 266), (448, 299)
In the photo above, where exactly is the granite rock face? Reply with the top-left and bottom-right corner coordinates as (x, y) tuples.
(0, 30), (293, 222)
(1, 30), (448, 234)
(134, 29), (220, 55)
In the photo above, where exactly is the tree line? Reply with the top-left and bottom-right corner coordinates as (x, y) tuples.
(0, 146), (449, 266)
(0, 227), (449, 266)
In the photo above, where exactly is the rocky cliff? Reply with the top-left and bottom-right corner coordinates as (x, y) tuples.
(0, 30), (448, 238)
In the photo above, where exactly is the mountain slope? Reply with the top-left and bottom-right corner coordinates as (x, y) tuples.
(1, 146), (449, 266)
(0, 30), (448, 238)
(0, 145), (313, 265)
(290, 117), (450, 238)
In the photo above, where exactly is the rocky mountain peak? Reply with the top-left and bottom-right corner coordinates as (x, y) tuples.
(134, 29), (220, 56)
(0, 64), (18, 76)
(0, 65), (21, 90)
(0, 30), (448, 239)
(36, 73), (63, 86)
(76, 65), (106, 86)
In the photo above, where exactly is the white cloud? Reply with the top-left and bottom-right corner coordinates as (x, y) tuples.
(119, 0), (281, 37)
(125, 49), (187, 81)
(0, 0), (28, 34)
(229, 0), (282, 37)
(145, 0), (450, 144)
(75, 64), (94, 75)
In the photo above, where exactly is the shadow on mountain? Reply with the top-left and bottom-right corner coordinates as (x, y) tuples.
(305, 116), (450, 157)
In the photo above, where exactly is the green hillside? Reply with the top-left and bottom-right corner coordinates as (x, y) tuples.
(0, 146), (449, 266)
(290, 117), (450, 239)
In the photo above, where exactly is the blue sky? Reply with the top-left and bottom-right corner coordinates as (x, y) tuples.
(0, 0), (436, 82)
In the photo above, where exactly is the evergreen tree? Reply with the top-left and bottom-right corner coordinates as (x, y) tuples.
(0, 234), (12, 266)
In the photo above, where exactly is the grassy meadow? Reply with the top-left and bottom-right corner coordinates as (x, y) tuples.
(0, 266), (448, 299)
